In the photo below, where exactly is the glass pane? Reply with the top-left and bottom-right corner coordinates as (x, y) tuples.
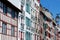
(3, 4), (7, 14)
(7, 7), (11, 14)
(26, 17), (31, 27)
(11, 10), (15, 18)
(11, 26), (15, 36)
(26, 2), (30, 14)
(2, 23), (7, 34)
(15, 12), (18, 18)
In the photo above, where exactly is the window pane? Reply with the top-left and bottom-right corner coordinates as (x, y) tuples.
(11, 10), (15, 18)
(26, 32), (31, 40)
(7, 7), (11, 14)
(3, 4), (7, 14)
(15, 12), (18, 18)
(0, 1), (3, 9)
(43, 23), (47, 30)
(2, 23), (7, 35)
(11, 26), (15, 36)
(26, 17), (31, 27)
(26, 0), (30, 14)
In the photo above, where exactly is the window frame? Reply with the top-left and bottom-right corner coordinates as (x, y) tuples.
(7, 7), (12, 14)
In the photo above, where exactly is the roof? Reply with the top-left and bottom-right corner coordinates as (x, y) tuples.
(42, 10), (53, 20)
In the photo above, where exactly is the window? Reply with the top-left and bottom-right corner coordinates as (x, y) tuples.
(45, 31), (47, 36)
(21, 23), (24, 30)
(43, 16), (47, 21)
(21, 0), (25, 6)
(26, 0), (30, 14)
(21, 15), (24, 19)
(20, 32), (24, 40)
(0, 1), (3, 9)
(3, 4), (7, 14)
(21, 5), (23, 11)
(26, 32), (31, 40)
(43, 23), (47, 30)
(26, 17), (31, 27)
(15, 11), (18, 19)
(7, 7), (11, 14)
(11, 10), (15, 18)
(2, 22), (7, 35)
(11, 26), (15, 36)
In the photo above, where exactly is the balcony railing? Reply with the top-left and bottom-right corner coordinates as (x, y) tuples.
(21, 11), (25, 16)
(45, 21), (54, 29)
(21, 23), (24, 31)
(46, 29), (54, 36)
(26, 26), (36, 33)
(0, 12), (17, 26)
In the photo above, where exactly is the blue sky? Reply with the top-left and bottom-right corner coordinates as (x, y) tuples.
(40, 0), (60, 18)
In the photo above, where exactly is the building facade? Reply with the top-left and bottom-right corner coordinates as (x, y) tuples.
(40, 5), (56, 40)
(56, 24), (60, 40)
(0, 0), (58, 40)
(55, 15), (60, 40)
(18, 0), (40, 40)
(0, 0), (22, 40)
(57, 28), (60, 40)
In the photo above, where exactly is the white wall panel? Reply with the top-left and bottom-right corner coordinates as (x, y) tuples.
(8, 0), (21, 10)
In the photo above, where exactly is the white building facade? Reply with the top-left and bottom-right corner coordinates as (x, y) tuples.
(18, 0), (40, 40)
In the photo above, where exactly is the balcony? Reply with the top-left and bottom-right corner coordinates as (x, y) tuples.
(45, 21), (54, 29)
(31, 15), (35, 22)
(46, 29), (55, 36)
(26, 26), (36, 33)
(20, 23), (24, 31)
(21, 19), (24, 24)
(0, 12), (17, 26)
(21, 11), (25, 16)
